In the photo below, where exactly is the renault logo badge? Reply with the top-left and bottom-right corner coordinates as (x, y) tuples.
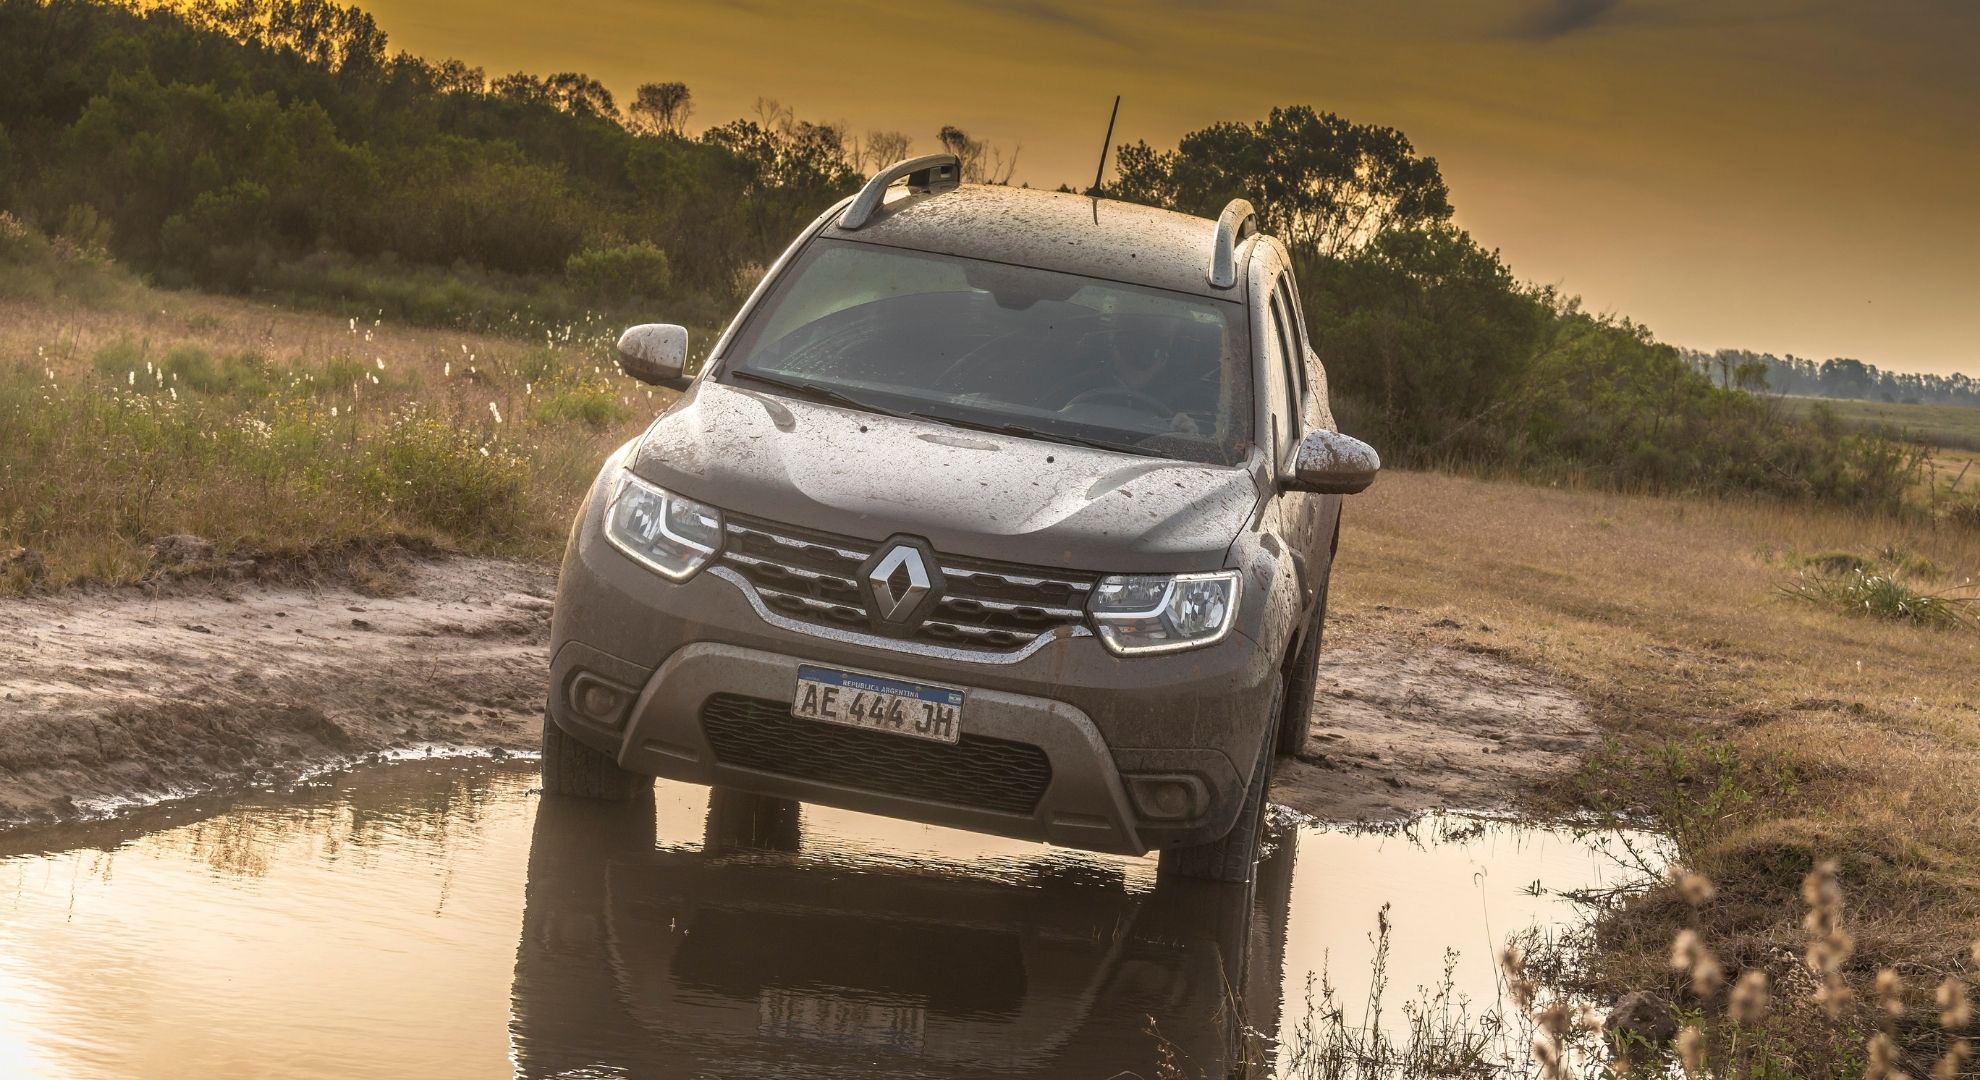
(860, 537), (942, 628)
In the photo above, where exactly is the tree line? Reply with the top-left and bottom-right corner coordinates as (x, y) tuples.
(1679, 349), (1979, 408)
(0, 0), (1931, 510)
(1109, 108), (1923, 508)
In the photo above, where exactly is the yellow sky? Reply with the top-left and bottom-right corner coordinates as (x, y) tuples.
(360, 0), (1980, 377)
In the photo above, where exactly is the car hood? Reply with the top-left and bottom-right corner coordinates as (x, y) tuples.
(628, 382), (1261, 573)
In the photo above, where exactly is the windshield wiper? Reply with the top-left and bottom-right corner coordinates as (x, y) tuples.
(726, 369), (911, 419)
(910, 411), (1143, 456)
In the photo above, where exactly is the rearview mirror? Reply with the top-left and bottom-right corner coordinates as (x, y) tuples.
(1290, 430), (1380, 495)
(616, 323), (690, 389)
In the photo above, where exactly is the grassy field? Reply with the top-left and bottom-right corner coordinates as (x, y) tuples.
(0, 290), (699, 591)
(1335, 470), (1980, 1074)
(1783, 393), (1980, 453)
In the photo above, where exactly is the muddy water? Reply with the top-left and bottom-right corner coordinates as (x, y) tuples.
(0, 761), (1659, 1079)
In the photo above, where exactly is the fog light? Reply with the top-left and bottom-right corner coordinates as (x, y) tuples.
(568, 672), (630, 726)
(1126, 774), (1206, 822)
(579, 682), (621, 718)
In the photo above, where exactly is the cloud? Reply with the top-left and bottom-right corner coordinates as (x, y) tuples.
(958, 0), (1124, 43)
(1510, 0), (1625, 40)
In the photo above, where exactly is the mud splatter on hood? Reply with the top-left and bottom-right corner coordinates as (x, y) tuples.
(630, 382), (1261, 572)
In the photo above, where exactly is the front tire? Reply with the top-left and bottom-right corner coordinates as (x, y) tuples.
(1277, 573), (1331, 756)
(540, 713), (650, 800)
(1159, 679), (1282, 884)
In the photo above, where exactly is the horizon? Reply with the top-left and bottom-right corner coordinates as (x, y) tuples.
(353, 0), (1979, 382)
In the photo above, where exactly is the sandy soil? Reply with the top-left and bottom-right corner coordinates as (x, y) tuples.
(1276, 608), (1597, 822)
(0, 561), (1596, 829)
(0, 559), (553, 825)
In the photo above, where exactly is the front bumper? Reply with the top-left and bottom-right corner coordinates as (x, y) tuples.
(547, 484), (1281, 856)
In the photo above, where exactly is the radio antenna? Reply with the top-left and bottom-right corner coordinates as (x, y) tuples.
(1087, 95), (1121, 197)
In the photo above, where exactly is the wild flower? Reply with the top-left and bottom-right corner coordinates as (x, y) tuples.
(1865, 1031), (1900, 1080)
(1676, 1024), (1704, 1077)
(1730, 970), (1770, 1024)
(1877, 969), (1906, 1020)
(1941, 977), (1972, 1031)
(1934, 1041), (1973, 1080)
(1672, 929), (1702, 971)
(488, 401), (502, 424)
(1499, 943), (1536, 1011)
(1803, 859), (1855, 1019)
(1677, 871), (1717, 907)
(1669, 928), (1724, 999)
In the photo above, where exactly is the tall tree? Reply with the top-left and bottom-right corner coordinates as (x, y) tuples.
(1113, 105), (1451, 257)
(628, 81), (692, 136)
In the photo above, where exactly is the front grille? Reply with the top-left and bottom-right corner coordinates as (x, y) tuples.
(701, 694), (1053, 816)
(716, 512), (1095, 653)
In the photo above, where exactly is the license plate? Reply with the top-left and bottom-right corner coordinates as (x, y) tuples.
(759, 987), (927, 1053)
(791, 665), (964, 745)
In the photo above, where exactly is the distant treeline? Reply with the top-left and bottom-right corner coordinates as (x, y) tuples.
(0, 0), (1933, 511)
(1679, 349), (1980, 409)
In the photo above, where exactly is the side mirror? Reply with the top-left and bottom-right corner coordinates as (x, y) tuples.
(1290, 430), (1380, 495)
(616, 324), (690, 389)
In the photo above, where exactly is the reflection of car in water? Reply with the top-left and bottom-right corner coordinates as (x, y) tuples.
(510, 794), (1297, 1078)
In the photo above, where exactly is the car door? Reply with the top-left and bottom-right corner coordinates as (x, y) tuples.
(1257, 263), (1326, 621)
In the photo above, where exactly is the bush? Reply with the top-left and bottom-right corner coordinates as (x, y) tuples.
(565, 241), (671, 301)
(358, 410), (531, 537)
(530, 383), (628, 431)
(1781, 569), (1976, 629)
(0, 211), (132, 305)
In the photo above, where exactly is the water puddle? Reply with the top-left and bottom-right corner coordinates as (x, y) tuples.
(0, 760), (1661, 1078)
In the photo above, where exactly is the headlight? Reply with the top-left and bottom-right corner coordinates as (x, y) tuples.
(603, 471), (722, 581)
(1088, 570), (1241, 656)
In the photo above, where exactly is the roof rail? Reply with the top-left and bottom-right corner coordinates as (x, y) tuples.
(1205, 199), (1257, 289)
(838, 154), (963, 230)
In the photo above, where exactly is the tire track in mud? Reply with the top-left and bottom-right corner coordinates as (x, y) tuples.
(0, 559), (553, 825)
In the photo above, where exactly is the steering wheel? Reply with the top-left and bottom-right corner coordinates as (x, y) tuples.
(1062, 386), (1172, 416)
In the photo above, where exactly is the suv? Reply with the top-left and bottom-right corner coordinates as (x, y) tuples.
(543, 154), (1379, 883)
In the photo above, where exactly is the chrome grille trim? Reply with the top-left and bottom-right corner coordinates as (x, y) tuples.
(724, 522), (865, 562)
(713, 512), (1098, 656)
(708, 566), (1087, 665)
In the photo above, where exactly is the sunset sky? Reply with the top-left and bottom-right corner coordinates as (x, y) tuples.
(360, 0), (1980, 377)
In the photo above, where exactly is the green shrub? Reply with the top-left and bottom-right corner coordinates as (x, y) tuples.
(565, 242), (671, 301)
(160, 345), (217, 391)
(91, 338), (147, 382)
(358, 411), (531, 537)
(0, 211), (131, 305)
(1781, 569), (1976, 629)
(530, 382), (628, 431)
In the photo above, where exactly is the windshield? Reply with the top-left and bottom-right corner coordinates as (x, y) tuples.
(717, 239), (1254, 466)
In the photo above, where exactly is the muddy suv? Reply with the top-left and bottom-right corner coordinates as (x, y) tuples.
(543, 155), (1378, 882)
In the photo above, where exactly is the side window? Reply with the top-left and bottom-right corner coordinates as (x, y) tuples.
(1263, 293), (1298, 461)
(1273, 275), (1308, 401)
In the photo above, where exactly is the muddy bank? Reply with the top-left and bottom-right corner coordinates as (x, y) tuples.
(0, 562), (1597, 829)
(0, 559), (553, 825)
(1278, 608), (1597, 821)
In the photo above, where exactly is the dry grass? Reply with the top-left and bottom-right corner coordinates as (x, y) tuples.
(1332, 469), (1980, 1069)
(0, 291), (688, 592)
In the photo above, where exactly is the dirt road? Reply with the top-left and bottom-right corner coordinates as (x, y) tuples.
(0, 558), (1596, 828)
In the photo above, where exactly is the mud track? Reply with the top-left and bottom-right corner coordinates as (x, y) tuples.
(0, 559), (1596, 829)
